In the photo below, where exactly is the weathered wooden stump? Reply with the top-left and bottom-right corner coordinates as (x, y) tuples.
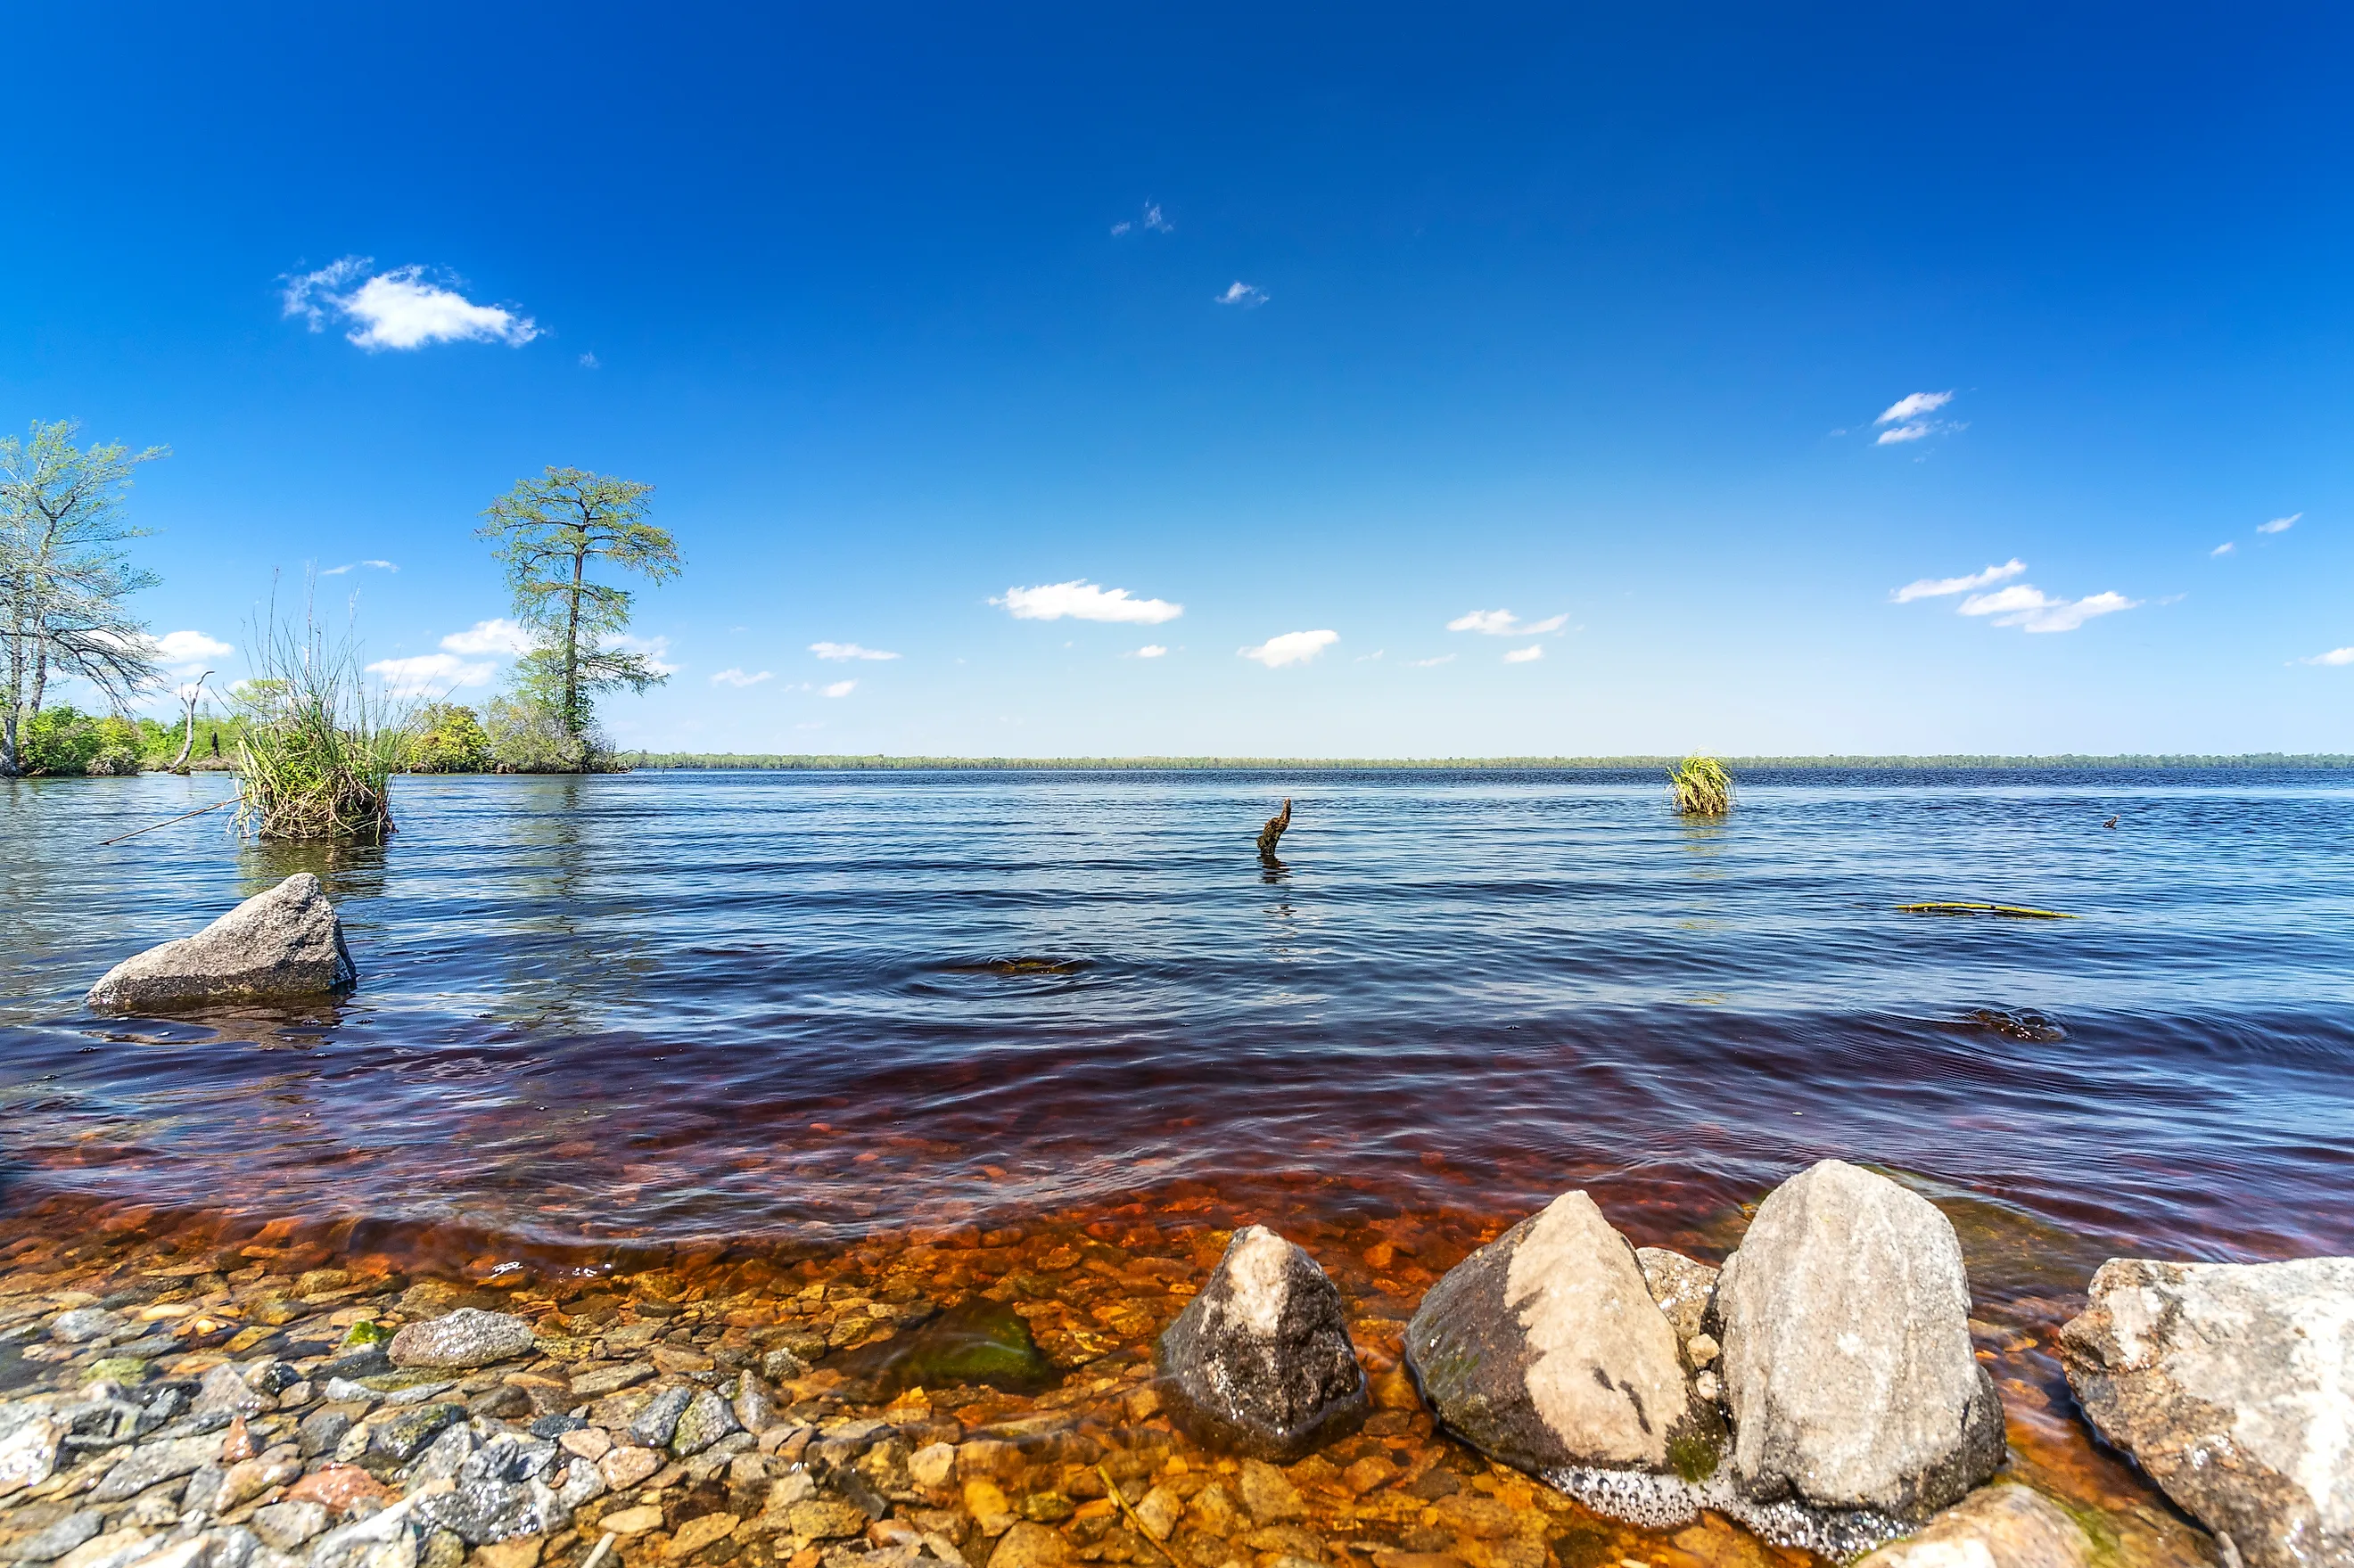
(1257, 799), (1293, 859)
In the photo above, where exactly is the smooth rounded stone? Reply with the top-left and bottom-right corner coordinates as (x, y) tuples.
(986, 1523), (1069, 1568)
(671, 1388), (743, 1456)
(191, 1363), (267, 1417)
(299, 1409), (355, 1458)
(1156, 1224), (1368, 1460)
(91, 1434), (225, 1502)
(10, 1508), (106, 1564)
(627, 1384), (696, 1449)
(366, 1402), (467, 1463)
(2058, 1254), (2354, 1568)
(388, 1309), (535, 1369)
(1854, 1485), (2095, 1568)
(598, 1446), (663, 1490)
(1634, 1249), (1719, 1342)
(52, 1308), (128, 1344)
(1407, 1191), (1704, 1477)
(85, 873), (358, 1012)
(1716, 1160), (2003, 1521)
(250, 1502), (331, 1553)
(0, 1409), (64, 1496)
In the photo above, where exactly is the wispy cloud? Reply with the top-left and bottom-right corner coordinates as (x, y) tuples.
(282, 257), (539, 350)
(1446, 609), (1568, 636)
(153, 630), (234, 666)
(711, 668), (773, 688)
(1956, 585), (2138, 633)
(1502, 644), (1544, 663)
(1239, 629), (1338, 668)
(366, 653), (495, 695)
(441, 619), (536, 655)
(1215, 281), (1268, 308)
(579, 352), (599, 370)
(2299, 647), (2354, 667)
(810, 641), (901, 661)
(319, 559), (398, 577)
(1407, 654), (1456, 668)
(1110, 202), (1173, 237)
(2258, 513), (2301, 535)
(823, 679), (858, 698)
(994, 580), (1183, 624)
(1890, 559), (2026, 603)
(1131, 644), (1168, 659)
(2211, 542), (2236, 557)
(1873, 390), (1962, 446)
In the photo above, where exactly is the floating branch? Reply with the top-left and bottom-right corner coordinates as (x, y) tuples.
(1256, 798), (1293, 858)
(1667, 756), (1733, 817)
(1897, 901), (2077, 920)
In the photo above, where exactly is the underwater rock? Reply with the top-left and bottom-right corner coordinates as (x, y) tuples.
(1854, 1484), (2095, 1568)
(1716, 1160), (2004, 1521)
(85, 873), (356, 1012)
(1407, 1192), (1703, 1477)
(389, 1309), (535, 1369)
(1158, 1224), (1367, 1461)
(2058, 1254), (2354, 1568)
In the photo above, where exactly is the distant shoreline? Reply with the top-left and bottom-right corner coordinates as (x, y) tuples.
(621, 751), (2354, 771)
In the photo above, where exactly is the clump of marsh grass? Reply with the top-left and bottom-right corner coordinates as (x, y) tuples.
(233, 591), (414, 842)
(1668, 755), (1733, 817)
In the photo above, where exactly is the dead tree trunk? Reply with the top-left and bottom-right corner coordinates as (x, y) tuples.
(1256, 798), (1293, 859)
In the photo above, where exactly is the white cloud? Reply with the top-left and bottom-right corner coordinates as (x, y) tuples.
(1132, 644), (1168, 658)
(605, 633), (679, 676)
(2211, 542), (2236, 556)
(1877, 390), (1954, 424)
(1215, 281), (1268, 308)
(1407, 654), (1456, 667)
(579, 352), (599, 370)
(282, 257), (539, 350)
(1502, 644), (1544, 663)
(441, 618), (536, 655)
(1890, 559), (2026, 603)
(319, 559), (398, 576)
(1876, 423), (1934, 445)
(1111, 202), (1173, 237)
(993, 580), (1183, 624)
(1239, 629), (1338, 668)
(810, 641), (901, 661)
(153, 630), (234, 664)
(823, 679), (858, 698)
(711, 668), (773, 687)
(1957, 585), (2139, 633)
(2299, 647), (2354, 667)
(366, 653), (495, 695)
(1446, 609), (1568, 636)
(2258, 513), (2301, 535)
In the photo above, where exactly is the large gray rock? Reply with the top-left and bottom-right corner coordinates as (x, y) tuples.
(1407, 1191), (1703, 1477)
(1716, 1160), (2004, 1521)
(1854, 1484), (2095, 1568)
(1157, 1224), (1368, 1460)
(1635, 1248), (1719, 1342)
(86, 874), (356, 1011)
(388, 1309), (534, 1369)
(2058, 1255), (2354, 1568)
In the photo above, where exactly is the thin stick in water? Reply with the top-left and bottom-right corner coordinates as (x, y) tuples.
(95, 799), (234, 846)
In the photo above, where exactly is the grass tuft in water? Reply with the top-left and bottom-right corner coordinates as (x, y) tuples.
(234, 591), (413, 844)
(1667, 755), (1733, 817)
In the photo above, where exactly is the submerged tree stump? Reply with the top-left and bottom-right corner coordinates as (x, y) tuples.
(1257, 799), (1293, 859)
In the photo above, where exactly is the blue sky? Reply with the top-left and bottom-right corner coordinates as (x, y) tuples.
(4, 2), (2348, 755)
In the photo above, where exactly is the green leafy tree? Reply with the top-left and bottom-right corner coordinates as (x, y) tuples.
(476, 468), (681, 749)
(409, 702), (492, 772)
(0, 421), (169, 776)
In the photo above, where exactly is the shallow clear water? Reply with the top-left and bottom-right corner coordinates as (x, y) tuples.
(3, 768), (2350, 1285)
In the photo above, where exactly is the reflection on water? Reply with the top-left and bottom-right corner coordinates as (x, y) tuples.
(0, 767), (2350, 1280)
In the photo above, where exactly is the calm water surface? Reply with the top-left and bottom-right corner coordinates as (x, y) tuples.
(2, 768), (2350, 1289)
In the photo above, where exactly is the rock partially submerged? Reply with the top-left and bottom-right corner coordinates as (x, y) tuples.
(388, 1308), (537, 1369)
(2059, 1254), (2354, 1568)
(1716, 1160), (2004, 1523)
(1157, 1224), (1367, 1460)
(1407, 1191), (1705, 1479)
(85, 873), (356, 1012)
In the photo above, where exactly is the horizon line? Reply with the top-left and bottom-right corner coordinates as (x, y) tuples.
(619, 751), (2354, 771)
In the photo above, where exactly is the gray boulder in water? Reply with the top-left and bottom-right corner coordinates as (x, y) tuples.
(1157, 1224), (1367, 1459)
(1716, 1160), (2004, 1521)
(85, 873), (356, 1011)
(1407, 1191), (1703, 1476)
(2059, 1255), (2354, 1568)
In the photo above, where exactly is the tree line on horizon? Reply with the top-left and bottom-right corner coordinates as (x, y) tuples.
(1, 419), (680, 833)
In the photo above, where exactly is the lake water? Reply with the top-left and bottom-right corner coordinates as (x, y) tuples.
(3, 766), (2349, 1289)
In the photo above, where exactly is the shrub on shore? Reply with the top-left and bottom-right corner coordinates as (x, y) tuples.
(408, 703), (492, 772)
(1669, 755), (1733, 817)
(11, 706), (169, 776)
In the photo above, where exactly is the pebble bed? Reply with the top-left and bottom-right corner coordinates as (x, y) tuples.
(0, 1190), (2218, 1568)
